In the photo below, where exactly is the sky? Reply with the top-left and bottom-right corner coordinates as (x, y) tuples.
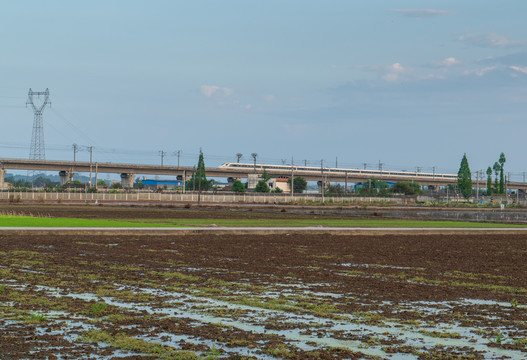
(1, 1), (527, 180)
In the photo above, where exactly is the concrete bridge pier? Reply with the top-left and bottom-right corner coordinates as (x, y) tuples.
(120, 173), (135, 189)
(317, 180), (329, 193)
(0, 168), (5, 189)
(59, 171), (74, 185)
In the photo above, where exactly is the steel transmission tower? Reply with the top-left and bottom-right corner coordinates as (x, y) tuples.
(26, 88), (51, 160)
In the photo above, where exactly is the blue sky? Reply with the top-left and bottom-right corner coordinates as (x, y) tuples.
(1, 1), (527, 179)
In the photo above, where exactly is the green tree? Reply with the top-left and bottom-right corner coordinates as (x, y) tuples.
(97, 180), (107, 187)
(486, 166), (493, 196)
(272, 187), (283, 193)
(499, 152), (506, 194)
(231, 180), (245, 193)
(254, 180), (270, 193)
(288, 176), (307, 193)
(261, 168), (272, 182)
(186, 149), (211, 191)
(110, 182), (122, 189)
(133, 177), (143, 189)
(326, 184), (344, 195)
(457, 153), (472, 199)
(356, 178), (389, 196)
(493, 161), (500, 193)
(391, 181), (422, 195)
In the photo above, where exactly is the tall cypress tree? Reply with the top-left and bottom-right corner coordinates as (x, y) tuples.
(493, 162), (500, 194)
(486, 166), (493, 196)
(185, 149), (210, 191)
(457, 153), (472, 199)
(498, 152), (506, 194)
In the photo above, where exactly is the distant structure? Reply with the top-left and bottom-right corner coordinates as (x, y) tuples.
(26, 88), (51, 160)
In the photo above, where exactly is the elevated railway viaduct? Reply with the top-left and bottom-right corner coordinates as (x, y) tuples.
(1, 158), (525, 192)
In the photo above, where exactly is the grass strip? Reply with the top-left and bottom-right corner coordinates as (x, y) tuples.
(0, 215), (175, 228)
(1, 215), (526, 228)
(131, 218), (527, 228)
(79, 329), (200, 360)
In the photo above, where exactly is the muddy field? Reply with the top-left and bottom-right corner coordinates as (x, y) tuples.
(0, 203), (336, 221)
(1, 231), (527, 359)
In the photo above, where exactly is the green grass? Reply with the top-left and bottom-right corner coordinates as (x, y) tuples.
(133, 218), (527, 228)
(1, 215), (526, 228)
(0, 215), (174, 228)
(79, 329), (200, 360)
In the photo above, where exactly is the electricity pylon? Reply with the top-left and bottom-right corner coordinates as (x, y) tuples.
(26, 88), (51, 160)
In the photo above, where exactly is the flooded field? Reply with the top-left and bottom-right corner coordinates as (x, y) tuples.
(1, 232), (527, 359)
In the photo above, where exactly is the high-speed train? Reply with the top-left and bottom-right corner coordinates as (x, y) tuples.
(219, 162), (458, 180)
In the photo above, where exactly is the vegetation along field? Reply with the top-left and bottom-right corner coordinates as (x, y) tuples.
(2, 228), (527, 359)
(0, 204), (526, 228)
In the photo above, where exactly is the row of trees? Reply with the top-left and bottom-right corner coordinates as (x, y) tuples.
(486, 153), (506, 196)
(185, 151), (309, 194)
(353, 179), (423, 197)
(457, 152), (507, 199)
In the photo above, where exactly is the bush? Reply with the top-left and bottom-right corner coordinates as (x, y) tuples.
(110, 182), (123, 189)
(391, 181), (422, 195)
(254, 180), (270, 193)
(232, 180), (245, 193)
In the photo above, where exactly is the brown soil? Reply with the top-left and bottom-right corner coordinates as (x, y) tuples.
(1, 208), (526, 358)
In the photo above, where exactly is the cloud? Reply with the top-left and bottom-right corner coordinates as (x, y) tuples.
(442, 57), (460, 66)
(463, 66), (497, 77)
(382, 62), (405, 82)
(510, 65), (527, 75)
(481, 52), (527, 65)
(245, 104), (252, 110)
(200, 85), (233, 98)
(262, 94), (276, 102)
(392, 9), (450, 18)
(457, 33), (525, 48)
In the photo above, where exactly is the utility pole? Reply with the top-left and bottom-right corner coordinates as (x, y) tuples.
(251, 153), (258, 172)
(72, 144), (79, 162)
(88, 146), (94, 187)
(291, 156), (294, 200)
(476, 170), (480, 200)
(378, 161), (383, 172)
(506, 172), (510, 196)
(192, 166), (196, 191)
(304, 160), (307, 167)
(321, 160), (324, 202)
(198, 162), (202, 205)
(363, 163), (367, 170)
(159, 151), (166, 167)
(236, 153), (243, 163)
(335, 157), (338, 168)
(175, 150), (181, 168)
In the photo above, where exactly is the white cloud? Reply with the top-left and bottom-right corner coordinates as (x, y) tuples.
(463, 66), (496, 77)
(421, 74), (446, 80)
(442, 57), (459, 66)
(392, 9), (450, 18)
(200, 85), (233, 98)
(458, 33), (524, 48)
(245, 104), (252, 110)
(382, 62), (405, 82)
(262, 94), (276, 102)
(510, 65), (527, 75)
(390, 62), (404, 73)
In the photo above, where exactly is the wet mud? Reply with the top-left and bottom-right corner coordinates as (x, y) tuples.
(1, 231), (527, 359)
